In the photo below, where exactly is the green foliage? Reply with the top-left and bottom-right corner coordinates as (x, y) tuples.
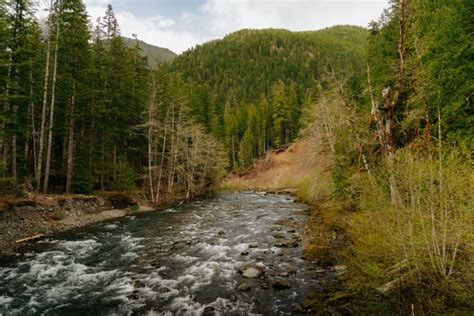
(122, 37), (176, 67)
(368, 1), (473, 146)
(108, 155), (135, 192)
(169, 26), (368, 168)
(347, 148), (474, 312)
(0, 1), (223, 197)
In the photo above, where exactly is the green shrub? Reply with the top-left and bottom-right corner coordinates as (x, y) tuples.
(347, 148), (474, 311)
(108, 156), (135, 192)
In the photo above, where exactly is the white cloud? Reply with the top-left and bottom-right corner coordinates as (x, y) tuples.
(200, 0), (390, 35)
(38, 0), (391, 54)
(87, 5), (207, 53)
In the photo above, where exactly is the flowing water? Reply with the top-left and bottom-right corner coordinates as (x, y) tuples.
(0, 192), (325, 315)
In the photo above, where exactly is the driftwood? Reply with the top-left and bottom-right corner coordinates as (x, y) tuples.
(15, 234), (45, 244)
(377, 273), (411, 294)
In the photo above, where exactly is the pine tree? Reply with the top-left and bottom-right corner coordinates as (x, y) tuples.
(3, 0), (40, 188)
(271, 80), (291, 146)
(55, 0), (92, 193)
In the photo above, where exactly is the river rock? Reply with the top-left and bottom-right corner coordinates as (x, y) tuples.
(293, 304), (305, 313)
(279, 272), (289, 277)
(248, 244), (258, 248)
(280, 263), (296, 274)
(287, 229), (296, 233)
(159, 287), (171, 294)
(203, 306), (215, 315)
(217, 230), (225, 236)
(284, 240), (299, 248)
(273, 234), (285, 239)
(334, 265), (347, 271)
(240, 251), (249, 256)
(240, 266), (263, 278)
(274, 240), (299, 248)
(237, 283), (252, 291)
(272, 278), (291, 290)
(260, 282), (270, 289)
(273, 219), (296, 228)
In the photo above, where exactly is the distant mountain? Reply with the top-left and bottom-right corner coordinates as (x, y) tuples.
(122, 37), (177, 67)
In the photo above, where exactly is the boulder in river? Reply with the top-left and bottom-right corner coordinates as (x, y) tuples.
(203, 306), (215, 315)
(274, 240), (299, 248)
(248, 244), (258, 248)
(272, 278), (291, 290)
(240, 266), (263, 278)
(240, 251), (249, 256)
(237, 283), (252, 291)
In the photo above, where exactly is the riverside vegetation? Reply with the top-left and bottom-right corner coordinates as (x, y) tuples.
(1, 0), (473, 313)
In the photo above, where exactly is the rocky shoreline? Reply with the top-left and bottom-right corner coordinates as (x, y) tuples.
(0, 193), (151, 256)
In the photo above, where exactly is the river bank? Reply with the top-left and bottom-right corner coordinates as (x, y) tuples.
(0, 193), (155, 256)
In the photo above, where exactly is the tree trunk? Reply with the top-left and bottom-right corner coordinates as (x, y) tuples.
(167, 105), (176, 195)
(156, 108), (170, 203)
(36, 0), (53, 192)
(231, 135), (235, 169)
(147, 74), (156, 201)
(11, 135), (17, 185)
(66, 83), (75, 193)
(43, 9), (60, 193)
(29, 66), (37, 176)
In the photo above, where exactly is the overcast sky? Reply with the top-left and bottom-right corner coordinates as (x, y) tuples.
(47, 0), (391, 54)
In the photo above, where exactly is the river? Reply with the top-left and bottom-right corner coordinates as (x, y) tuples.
(0, 191), (326, 315)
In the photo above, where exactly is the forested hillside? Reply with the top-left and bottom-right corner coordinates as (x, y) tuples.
(0, 0), (371, 196)
(169, 26), (368, 168)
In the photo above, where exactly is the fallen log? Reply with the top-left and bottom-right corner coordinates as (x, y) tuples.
(377, 273), (411, 294)
(15, 234), (45, 244)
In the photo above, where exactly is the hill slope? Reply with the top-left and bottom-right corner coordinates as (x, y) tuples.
(167, 26), (368, 168)
(122, 37), (176, 66)
(170, 26), (367, 103)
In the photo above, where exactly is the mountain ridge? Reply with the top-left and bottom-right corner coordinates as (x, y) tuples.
(122, 37), (177, 67)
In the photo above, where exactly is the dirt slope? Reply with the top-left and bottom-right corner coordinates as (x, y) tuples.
(222, 140), (319, 191)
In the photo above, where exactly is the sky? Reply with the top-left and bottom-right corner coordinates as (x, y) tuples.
(41, 0), (391, 54)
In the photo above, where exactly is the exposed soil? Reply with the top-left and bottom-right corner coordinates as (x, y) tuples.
(223, 140), (316, 191)
(0, 193), (146, 256)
